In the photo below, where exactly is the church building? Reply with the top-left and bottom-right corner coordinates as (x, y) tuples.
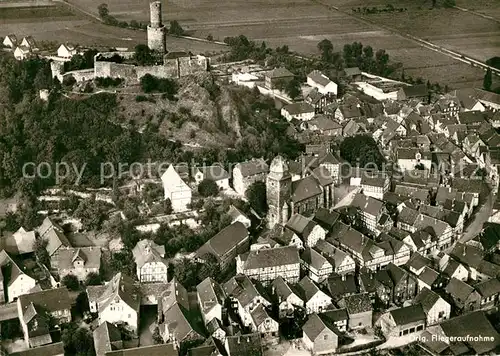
(267, 155), (334, 229)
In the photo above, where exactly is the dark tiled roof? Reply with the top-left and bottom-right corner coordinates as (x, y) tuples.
(313, 208), (340, 230)
(241, 246), (299, 270)
(105, 344), (178, 356)
(197, 222), (248, 261)
(414, 287), (441, 313)
(440, 311), (500, 354)
(10, 343), (64, 356)
(267, 67), (293, 79)
(225, 333), (263, 356)
(342, 293), (372, 314)
(390, 304), (426, 326)
(235, 159), (268, 177)
(302, 313), (333, 341)
(291, 176), (323, 203)
(450, 243), (483, 269)
(401, 84), (428, 98)
(475, 278), (500, 298)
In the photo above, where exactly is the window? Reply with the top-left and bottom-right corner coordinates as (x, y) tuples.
(324, 334), (328, 340)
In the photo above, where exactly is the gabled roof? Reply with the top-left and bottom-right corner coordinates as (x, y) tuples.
(283, 102), (315, 116)
(224, 274), (264, 308)
(308, 70), (333, 87)
(445, 277), (475, 305)
(389, 304), (426, 326)
(196, 277), (225, 315)
(93, 321), (123, 355)
(267, 67), (293, 79)
(235, 158), (268, 177)
(286, 214), (317, 237)
(240, 246), (299, 270)
(196, 165), (230, 181)
(162, 302), (202, 342)
(271, 276), (296, 301)
(296, 276), (327, 303)
(37, 217), (71, 256)
(161, 164), (190, 190)
(341, 293), (372, 314)
(159, 278), (189, 312)
(57, 247), (101, 270)
(95, 273), (140, 312)
(302, 313), (335, 341)
(479, 223), (500, 251)
(414, 287), (442, 313)
(418, 266), (439, 286)
(290, 177), (323, 203)
(197, 222), (248, 261)
(439, 311), (500, 354)
(225, 333), (263, 356)
(313, 208), (340, 230)
(325, 273), (357, 299)
(400, 84), (428, 98)
(450, 243), (483, 269)
(314, 239), (350, 269)
(475, 278), (500, 298)
(301, 247), (330, 271)
(351, 193), (383, 216)
(105, 343), (178, 356)
(18, 287), (72, 317)
(132, 239), (166, 269)
(250, 304), (274, 327)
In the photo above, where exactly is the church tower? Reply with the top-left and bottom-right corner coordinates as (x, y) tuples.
(147, 1), (167, 53)
(267, 156), (292, 229)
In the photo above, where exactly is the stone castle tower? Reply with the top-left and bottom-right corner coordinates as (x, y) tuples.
(147, 1), (167, 53)
(267, 156), (292, 229)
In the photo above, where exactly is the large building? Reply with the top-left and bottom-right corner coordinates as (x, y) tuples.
(267, 155), (334, 229)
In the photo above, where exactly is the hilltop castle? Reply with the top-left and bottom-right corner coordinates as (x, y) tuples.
(51, 0), (209, 84)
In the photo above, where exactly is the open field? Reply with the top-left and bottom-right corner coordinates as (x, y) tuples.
(338, 6), (500, 61)
(0, 0), (492, 88)
(0, 5), (73, 19)
(0, 3), (227, 53)
(456, 0), (500, 19)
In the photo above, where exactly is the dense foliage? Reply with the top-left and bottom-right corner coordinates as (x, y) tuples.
(246, 181), (267, 216)
(198, 179), (219, 197)
(223, 35), (399, 80)
(140, 74), (179, 99)
(340, 134), (385, 168)
(62, 323), (96, 356)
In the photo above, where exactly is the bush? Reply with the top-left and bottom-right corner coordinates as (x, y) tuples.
(62, 75), (76, 87)
(140, 74), (179, 99)
(95, 76), (123, 88)
(62, 274), (80, 291)
(198, 179), (219, 197)
(207, 34), (214, 41)
(136, 95), (148, 102)
(85, 272), (101, 286)
(169, 20), (185, 36)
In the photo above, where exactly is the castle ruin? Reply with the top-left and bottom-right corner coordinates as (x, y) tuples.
(147, 1), (167, 54)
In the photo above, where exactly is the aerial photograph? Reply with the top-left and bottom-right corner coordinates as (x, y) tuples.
(0, 0), (500, 355)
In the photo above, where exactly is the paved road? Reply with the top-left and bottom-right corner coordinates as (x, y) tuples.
(460, 192), (495, 243)
(310, 0), (500, 77)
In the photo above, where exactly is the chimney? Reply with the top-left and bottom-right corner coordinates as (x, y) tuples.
(342, 274), (346, 281)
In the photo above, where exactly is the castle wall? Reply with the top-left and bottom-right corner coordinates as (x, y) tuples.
(64, 69), (94, 82)
(93, 53), (209, 84)
(178, 55), (209, 77)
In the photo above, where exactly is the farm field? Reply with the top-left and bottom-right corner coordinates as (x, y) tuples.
(0, 4), (226, 53)
(1, 0), (491, 89)
(339, 6), (500, 62)
(455, 0), (500, 19)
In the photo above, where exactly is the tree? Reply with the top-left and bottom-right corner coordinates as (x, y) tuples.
(207, 34), (214, 41)
(134, 44), (154, 66)
(246, 181), (267, 216)
(62, 323), (96, 356)
(340, 134), (385, 168)
(62, 274), (80, 291)
(198, 179), (219, 197)
(34, 238), (50, 269)
(169, 20), (185, 36)
(97, 3), (109, 18)
(173, 258), (200, 289)
(1, 319), (22, 340)
(484, 68), (493, 91)
(443, 0), (456, 8)
(164, 198), (173, 214)
(109, 250), (136, 277)
(285, 79), (301, 100)
(74, 197), (110, 231)
(317, 39), (333, 61)
(85, 272), (101, 286)
(153, 327), (164, 344)
(75, 292), (90, 317)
